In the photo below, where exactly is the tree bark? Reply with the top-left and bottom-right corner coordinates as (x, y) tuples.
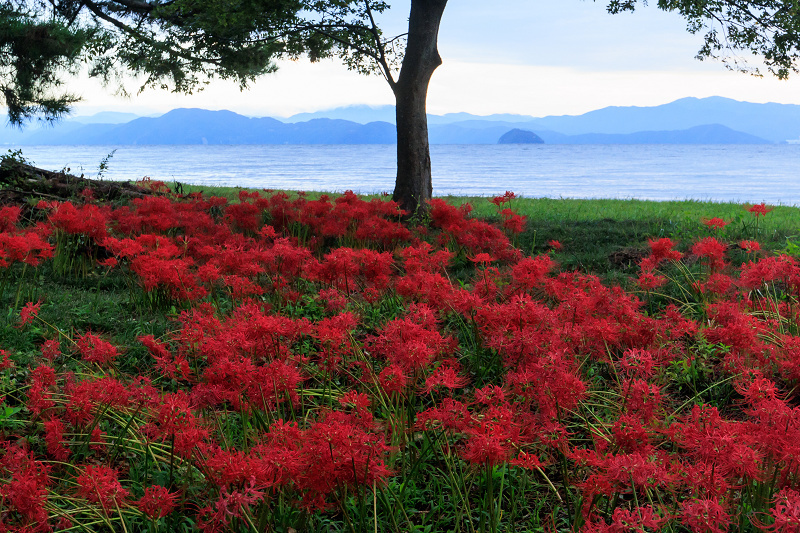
(392, 0), (448, 217)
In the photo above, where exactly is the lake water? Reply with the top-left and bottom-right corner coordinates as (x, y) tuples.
(13, 144), (800, 205)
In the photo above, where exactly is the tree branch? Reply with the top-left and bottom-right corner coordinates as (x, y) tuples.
(80, 0), (222, 66)
(363, 0), (396, 89)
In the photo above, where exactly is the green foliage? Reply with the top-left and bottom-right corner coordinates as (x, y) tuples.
(0, 4), (98, 125)
(608, 1), (800, 79)
(0, 0), (399, 126)
(96, 149), (116, 180)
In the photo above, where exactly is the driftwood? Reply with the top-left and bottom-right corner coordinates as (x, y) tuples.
(0, 156), (158, 205)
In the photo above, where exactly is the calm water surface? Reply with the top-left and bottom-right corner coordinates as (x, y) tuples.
(16, 144), (800, 205)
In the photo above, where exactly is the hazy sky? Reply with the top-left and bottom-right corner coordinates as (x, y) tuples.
(71, 0), (800, 118)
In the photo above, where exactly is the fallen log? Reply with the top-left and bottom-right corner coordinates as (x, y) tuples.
(0, 155), (159, 204)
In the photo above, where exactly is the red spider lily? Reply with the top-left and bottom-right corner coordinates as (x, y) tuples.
(254, 413), (392, 510)
(313, 312), (359, 371)
(377, 364), (408, 396)
(0, 229), (54, 268)
(622, 379), (664, 422)
(339, 390), (371, 414)
(705, 301), (769, 359)
(222, 275), (265, 299)
(112, 195), (216, 235)
(547, 239), (562, 251)
(748, 202), (773, 217)
(131, 251), (207, 301)
(679, 498), (730, 533)
(691, 236), (728, 271)
(423, 359), (469, 395)
(137, 485), (179, 519)
(509, 451), (544, 470)
(472, 265), (501, 300)
(14, 188), (800, 529)
(758, 488), (800, 531)
(143, 391), (210, 458)
(429, 199), (520, 261)
(197, 480), (265, 531)
(694, 271), (734, 296)
(90, 427), (107, 453)
(367, 306), (456, 372)
(774, 335), (800, 383)
(76, 465), (129, 514)
(739, 240), (761, 253)
(669, 404), (763, 483)
(259, 224), (278, 240)
(136, 177), (172, 194)
(417, 390), (527, 467)
(0, 205), (21, 232)
(27, 365), (57, 416)
(75, 332), (119, 366)
(500, 209), (527, 235)
(43, 418), (70, 461)
(401, 241), (453, 274)
(636, 271), (667, 291)
(199, 446), (271, 489)
(0, 349), (13, 371)
(610, 415), (653, 454)
(48, 201), (110, 240)
(226, 198), (263, 233)
(98, 256), (118, 268)
(80, 187), (96, 202)
(738, 381), (800, 468)
(539, 272), (649, 360)
(352, 212), (413, 248)
(416, 398), (472, 434)
(702, 217), (729, 229)
(64, 377), (132, 426)
(641, 237), (682, 271)
(316, 287), (348, 312)
(307, 247), (394, 293)
(461, 418), (521, 466)
(260, 237), (313, 280)
(470, 252), (495, 264)
(0, 444), (51, 531)
(583, 506), (666, 533)
(578, 449), (682, 503)
(396, 270), (459, 311)
(620, 348), (656, 379)
(490, 191), (516, 206)
(738, 255), (800, 291)
(510, 254), (554, 292)
(657, 305), (699, 341)
(40, 339), (60, 360)
(139, 335), (194, 382)
(18, 301), (41, 327)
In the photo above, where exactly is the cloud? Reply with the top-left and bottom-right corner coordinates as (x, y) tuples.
(67, 0), (800, 118)
(427, 62), (800, 117)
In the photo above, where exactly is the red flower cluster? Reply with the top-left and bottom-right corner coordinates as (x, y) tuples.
(4, 190), (800, 531)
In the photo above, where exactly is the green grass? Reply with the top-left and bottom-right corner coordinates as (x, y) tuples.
(9, 185), (789, 360)
(175, 182), (800, 284)
(14, 180), (793, 368)
(3, 183), (799, 532)
(499, 197), (800, 282)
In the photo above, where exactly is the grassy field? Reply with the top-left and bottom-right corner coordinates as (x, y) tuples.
(3, 182), (800, 532)
(181, 182), (800, 280)
(7, 184), (792, 355)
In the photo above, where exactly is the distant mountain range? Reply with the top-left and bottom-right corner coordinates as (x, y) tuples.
(3, 97), (798, 145)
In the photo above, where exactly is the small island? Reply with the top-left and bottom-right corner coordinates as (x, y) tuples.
(498, 128), (545, 144)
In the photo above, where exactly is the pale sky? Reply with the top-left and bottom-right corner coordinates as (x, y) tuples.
(70, 0), (800, 119)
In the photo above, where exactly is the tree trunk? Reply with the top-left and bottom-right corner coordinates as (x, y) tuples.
(392, 0), (448, 217)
